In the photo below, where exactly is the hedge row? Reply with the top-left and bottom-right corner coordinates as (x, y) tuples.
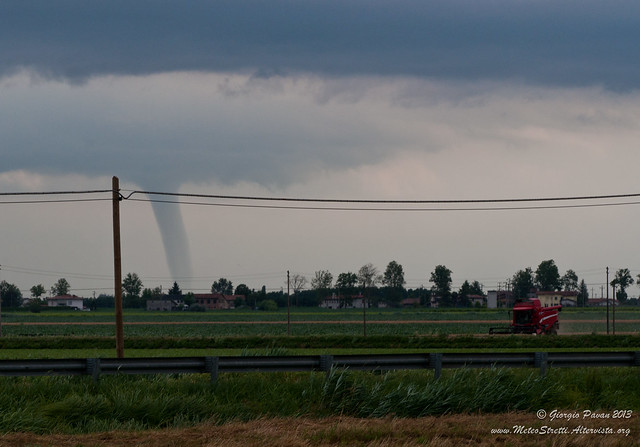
(0, 334), (639, 350)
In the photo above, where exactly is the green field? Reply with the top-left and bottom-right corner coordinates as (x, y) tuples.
(2, 307), (638, 338)
(0, 307), (639, 441)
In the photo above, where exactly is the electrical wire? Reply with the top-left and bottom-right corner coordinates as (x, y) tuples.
(0, 189), (112, 205)
(123, 189), (640, 204)
(0, 189), (112, 196)
(127, 196), (640, 212)
(0, 198), (111, 205)
(2, 188), (640, 210)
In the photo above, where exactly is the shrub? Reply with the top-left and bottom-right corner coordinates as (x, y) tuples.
(257, 300), (278, 312)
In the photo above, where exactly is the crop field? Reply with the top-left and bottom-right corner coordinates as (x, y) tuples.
(0, 307), (639, 445)
(2, 307), (639, 338)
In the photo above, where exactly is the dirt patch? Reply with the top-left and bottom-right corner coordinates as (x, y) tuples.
(1, 414), (637, 447)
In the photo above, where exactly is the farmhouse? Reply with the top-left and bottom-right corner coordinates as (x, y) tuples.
(401, 297), (421, 307)
(193, 293), (241, 310)
(588, 298), (620, 307)
(536, 291), (578, 307)
(146, 297), (184, 311)
(468, 294), (486, 307)
(47, 294), (84, 310)
(320, 294), (366, 309)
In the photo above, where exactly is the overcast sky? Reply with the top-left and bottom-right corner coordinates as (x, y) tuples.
(2, 0), (640, 298)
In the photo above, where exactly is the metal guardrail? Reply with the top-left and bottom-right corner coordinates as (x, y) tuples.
(0, 352), (638, 382)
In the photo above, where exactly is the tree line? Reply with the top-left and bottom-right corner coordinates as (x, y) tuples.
(1, 259), (638, 309)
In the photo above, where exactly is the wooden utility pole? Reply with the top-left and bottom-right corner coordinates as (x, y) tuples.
(612, 282), (616, 335)
(112, 176), (124, 358)
(363, 291), (367, 337)
(287, 270), (291, 336)
(0, 264), (3, 337)
(606, 267), (609, 335)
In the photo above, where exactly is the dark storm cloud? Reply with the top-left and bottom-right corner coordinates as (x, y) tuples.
(2, 0), (640, 89)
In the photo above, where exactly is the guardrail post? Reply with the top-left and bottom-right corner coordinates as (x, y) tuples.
(429, 353), (442, 380)
(535, 352), (548, 376)
(87, 358), (101, 383)
(319, 355), (333, 376)
(205, 357), (219, 384)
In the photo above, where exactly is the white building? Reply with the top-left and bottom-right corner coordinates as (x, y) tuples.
(46, 294), (84, 310)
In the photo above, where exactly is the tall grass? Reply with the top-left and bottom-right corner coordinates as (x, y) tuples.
(0, 367), (638, 434)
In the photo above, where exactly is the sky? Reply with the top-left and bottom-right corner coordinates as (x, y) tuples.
(2, 0), (640, 299)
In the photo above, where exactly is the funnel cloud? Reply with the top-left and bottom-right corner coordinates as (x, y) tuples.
(148, 200), (193, 282)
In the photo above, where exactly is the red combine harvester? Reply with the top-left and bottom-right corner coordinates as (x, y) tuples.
(489, 298), (561, 335)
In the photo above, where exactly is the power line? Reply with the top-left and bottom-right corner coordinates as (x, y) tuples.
(128, 196), (640, 212)
(0, 189), (112, 197)
(0, 189), (112, 205)
(0, 198), (111, 205)
(3, 187), (640, 210)
(124, 189), (640, 204)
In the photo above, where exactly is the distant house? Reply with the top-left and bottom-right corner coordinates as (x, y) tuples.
(588, 298), (620, 307)
(486, 290), (514, 309)
(537, 291), (578, 307)
(468, 294), (486, 307)
(319, 294), (368, 309)
(401, 297), (421, 308)
(193, 293), (241, 310)
(146, 296), (184, 311)
(47, 294), (84, 310)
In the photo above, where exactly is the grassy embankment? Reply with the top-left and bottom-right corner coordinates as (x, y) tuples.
(0, 367), (639, 435)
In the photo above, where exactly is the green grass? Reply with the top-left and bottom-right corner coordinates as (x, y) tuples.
(0, 367), (638, 434)
(1, 333), (640, 354)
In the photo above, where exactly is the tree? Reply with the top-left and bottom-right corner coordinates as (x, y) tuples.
(357, 263), (382, 308)
(0, 281), (23, 308)
(469, 280), (484, 296)
(122, 273), (143, 298)
(535, 260), (561, 291)
(458, 280), (485, 307)
(168, 281), (182, 297)
(560, 269), (579, 292)
(357, 263), (381, 290)
(142, 287), (163, 300)
(311, 270), (333, 290)
(212, 278), (233, 295)
(234, 284), (251, 298)
(382, 261), (406, 289)
(289, 273), (307, 307)
(335, 272), (358, 294)
(578, 279), (589, 307)
(30, 284), (46, 298)
(335, 272), (358, 307)
(50, 278), (70, 296)
(611, 268), (634, 302)
(512, 268), (535, 300)
(382, 261), (406, 305)
(289, 274), (307, 293)
(429, 265), (452, 306)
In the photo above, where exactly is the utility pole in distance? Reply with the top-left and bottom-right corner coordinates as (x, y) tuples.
(112, 177), (124, 358)
(606, 267), (609, 335)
